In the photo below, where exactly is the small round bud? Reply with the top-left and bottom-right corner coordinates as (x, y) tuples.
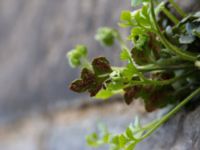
(70, 58), (81, 67)
(67, 51), (81, 68)
(95, 27), (117, 47)
(66, 45), (88, 68)
(75, 45), (88, 56)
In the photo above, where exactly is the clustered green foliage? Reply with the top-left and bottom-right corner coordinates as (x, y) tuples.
(67, 45), (88, 68)
(95, 27), (118, 47)
(67, 0), (200, 149)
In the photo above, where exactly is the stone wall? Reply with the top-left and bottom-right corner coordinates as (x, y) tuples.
(0, 0), (199, 150)
(0, 0), (199, 121)
(0, 0), (130, 121)
(0, 101), (199, 150)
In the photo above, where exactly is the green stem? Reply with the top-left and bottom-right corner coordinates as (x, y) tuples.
(162, 7), (179, 24)
(168, 0), (187, 17)
(82, 57), (92, 69)
(117, 34), (147, 81)
(140, 86), (200, 140)
(137, 56), (192, 72)
(150, 0), (196, 62)
(125, 70), (194, 88)
(138, 64), (193, 72)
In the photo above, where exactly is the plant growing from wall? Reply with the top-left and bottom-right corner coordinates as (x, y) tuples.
(67, 0), (200, 149)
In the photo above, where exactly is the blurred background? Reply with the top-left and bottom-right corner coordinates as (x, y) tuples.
(0, 0), (199, 150)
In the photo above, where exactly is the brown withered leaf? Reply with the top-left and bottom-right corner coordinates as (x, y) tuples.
(69, 67), (109, 97)
(81, 68), (104, 96)
(70, 80), (87, 93)
(88, 83), (103, 97)
(69, 57), (113, 97)
(150, 71), (174, 80)
(147, 32), (160, 59)
(131, 48), (149, 65)
(92, 57), (112, 75)
(81, 68), (96, 86)
(144, 91), (159, 112)
(144, 85), (174, 112)
(124, 86), (141, 105)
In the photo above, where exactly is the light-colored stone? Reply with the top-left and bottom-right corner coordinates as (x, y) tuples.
(0, 101), (148, 150)
(0, 0), (130, 121)
(0, 101), (200, 150)
(0, 0), (199, 150)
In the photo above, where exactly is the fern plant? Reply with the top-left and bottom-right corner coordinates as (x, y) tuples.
(67, 0), (200, 149)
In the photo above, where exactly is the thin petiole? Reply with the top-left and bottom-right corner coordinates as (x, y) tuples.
(150, 0), (196, 62)
(116, 33), (147, 81)
(125, 70), (195, 88)
(161, 7), (179, 24)
(140, 87), (200, 140)
(168, 0), (187, 18)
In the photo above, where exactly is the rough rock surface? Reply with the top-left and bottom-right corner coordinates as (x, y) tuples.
(0, 101), (199, 150)
(0, 0), (200, 150)
(0, 0), (199, 121)
(137, 107), (200, 150)
(0, 0), (130, 121)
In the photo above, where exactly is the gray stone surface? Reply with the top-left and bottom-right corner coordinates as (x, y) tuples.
(137, 106), (200, 150)
(0, 0), (200, 150)
(0, 0), (130, 121)
(0, 101), (199, 150)
(0, 101), (147, 150)
(0, 0), (199, 122)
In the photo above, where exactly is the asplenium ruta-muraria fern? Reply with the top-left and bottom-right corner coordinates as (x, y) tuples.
(67, 0), (200, 149)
